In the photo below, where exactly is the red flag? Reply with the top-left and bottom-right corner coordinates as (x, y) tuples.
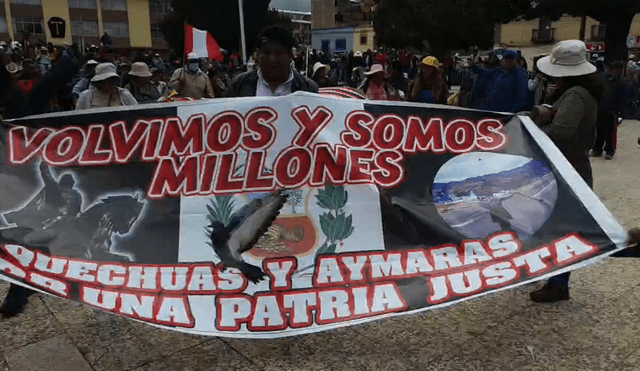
(184, 23), (223, 62)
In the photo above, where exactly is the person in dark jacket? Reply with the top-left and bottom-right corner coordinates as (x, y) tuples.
(386, 59), (411, 99)
(0, 51), (79, 318)
(526, 40), (638, 303)
(223, 25), (318, 98)
(592, 61), (625, 159)
(0, 52), (31, 120)
(471, 50), (528, 113)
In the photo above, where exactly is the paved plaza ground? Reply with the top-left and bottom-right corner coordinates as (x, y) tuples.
(1, 120), (640, 371)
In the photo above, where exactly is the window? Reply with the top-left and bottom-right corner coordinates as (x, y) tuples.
(149, 0), (170, 15)
(334, 13), (343, 23)
(68, 0), (95, 8)
(11, 0), (41, 4)
(537, 17), (553, 40)
(13, 17), (43, 34)
(151, 23), (163, 39)
(0, 17), (7, 33)
(360, 34), (367, 45)
(71, 20), (98, 36)
(101, 0), (126, 11)
(335, 38), (346, 52)
(103, 21), (128, 37)
(321, 40), (329, 54)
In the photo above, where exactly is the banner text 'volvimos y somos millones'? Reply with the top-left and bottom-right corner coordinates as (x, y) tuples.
(0, 93), (627, 338)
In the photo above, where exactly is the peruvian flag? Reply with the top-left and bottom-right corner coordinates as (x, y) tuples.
(184, 23), (223, 61)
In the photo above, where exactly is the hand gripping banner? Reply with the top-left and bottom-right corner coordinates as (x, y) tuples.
(0, 92), (627, 338)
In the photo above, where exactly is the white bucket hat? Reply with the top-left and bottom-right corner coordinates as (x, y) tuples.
(355, 51), (362, 57)
(129, 62), (152, 77)
(187, 52), (198, 61)
(313, 62), (330, 76)
(91, 62), (119, 82)
(365, 64), (384, 75)
(537, 40), (596, 77)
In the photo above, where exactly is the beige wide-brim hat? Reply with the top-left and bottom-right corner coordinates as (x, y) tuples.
(129, 62), (153, 77)
(537, 40), (597, 77)
(364, 63), (384, 75)
(313, 62), (330, 76)
(91, 62), (120, 82)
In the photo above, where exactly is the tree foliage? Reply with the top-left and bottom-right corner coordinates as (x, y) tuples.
(264, 9), (294, 30)
(375, 0), (639, 61)
(161, 0), (271, 57)
(374, 0), (530, 56)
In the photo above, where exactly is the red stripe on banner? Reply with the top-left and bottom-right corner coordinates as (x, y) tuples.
(184, 23), (194, 56)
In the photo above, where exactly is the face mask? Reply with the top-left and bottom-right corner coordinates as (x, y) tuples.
(188, 63), (198, 72)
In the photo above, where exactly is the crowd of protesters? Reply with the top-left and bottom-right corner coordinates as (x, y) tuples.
(3, 23), (640, 318)
(0, 25), (639, 154)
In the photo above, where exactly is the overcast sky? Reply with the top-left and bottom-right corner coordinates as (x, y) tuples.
(270, 0), (311, 12)
(434, 153), (532, 183)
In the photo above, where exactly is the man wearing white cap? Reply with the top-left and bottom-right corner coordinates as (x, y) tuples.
(169, 52), (214, 99)
(76, 62), (137, 109)
(125, 62), (161, 103)
(71, 60), (99, 105)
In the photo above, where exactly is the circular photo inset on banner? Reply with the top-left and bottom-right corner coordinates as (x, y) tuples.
(433, 152), (558, 240)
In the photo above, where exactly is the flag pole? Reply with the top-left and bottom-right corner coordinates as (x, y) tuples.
(238, 0), (247, 65)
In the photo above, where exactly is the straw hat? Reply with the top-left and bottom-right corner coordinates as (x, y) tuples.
(129, 62), (153, 77)
(313, 62), (330, 76)
(364, 64), (384, 75)
(421, 56), (439, 68)
(537, 40), (596, 77)
(91, 63), (119, 82)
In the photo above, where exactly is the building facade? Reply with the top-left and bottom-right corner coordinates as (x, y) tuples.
(0, 0), (169, 51)
(272, 9), (311, 47)
(311, 0), (376, 55)
(498, 14), (640, 64)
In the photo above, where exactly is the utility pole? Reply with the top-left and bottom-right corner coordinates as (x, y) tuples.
(238, 0), (247, 64)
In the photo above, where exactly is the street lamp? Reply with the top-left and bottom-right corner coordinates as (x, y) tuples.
(238, 0), (247, 64)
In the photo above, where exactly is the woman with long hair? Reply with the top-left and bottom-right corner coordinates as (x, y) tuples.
(409, 56), (448, 104)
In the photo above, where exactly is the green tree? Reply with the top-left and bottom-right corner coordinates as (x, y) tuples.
(374, 0), (530, 57)
(264, 9), (294, 30)
(375, 0), (639, 63)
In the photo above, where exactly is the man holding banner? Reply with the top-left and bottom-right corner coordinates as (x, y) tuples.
(224, 25), (318, 98)
(2, 35), (640, 337)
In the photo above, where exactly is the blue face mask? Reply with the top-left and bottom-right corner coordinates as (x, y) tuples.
(188, 63), (198, 72)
